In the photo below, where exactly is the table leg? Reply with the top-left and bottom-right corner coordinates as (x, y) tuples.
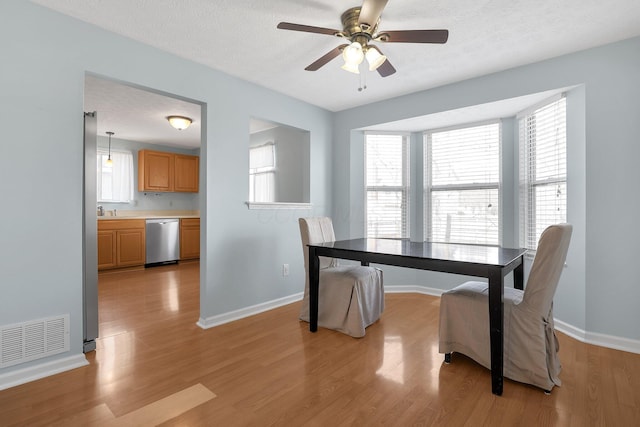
(488, 269), (504, 395)
(514, 255), (524, 291)
(308, 246), (319, 332)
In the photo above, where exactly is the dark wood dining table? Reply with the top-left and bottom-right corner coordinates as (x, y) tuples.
(306, 238), (527, 396)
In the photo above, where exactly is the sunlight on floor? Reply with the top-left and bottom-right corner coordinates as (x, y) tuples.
(162, 271), (180, 312)
(376, 336), (405, 384)
(95, 331), (136, 393)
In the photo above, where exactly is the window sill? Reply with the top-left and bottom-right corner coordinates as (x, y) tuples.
(245, 202), (312, 210)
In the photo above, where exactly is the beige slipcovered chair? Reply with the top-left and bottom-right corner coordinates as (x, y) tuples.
(439, 223), (572, 392)
(298, 217), (384, 338)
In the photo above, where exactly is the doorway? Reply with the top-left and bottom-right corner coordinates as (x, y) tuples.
(83, 74), (205, 351)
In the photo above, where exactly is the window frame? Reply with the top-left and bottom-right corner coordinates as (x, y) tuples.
(423, 120), (502, 245)
(249, 141), (276, 203)
(364, 132), (411, 239)
(96, 148), (134, 204)
(518, 94), (567, 252)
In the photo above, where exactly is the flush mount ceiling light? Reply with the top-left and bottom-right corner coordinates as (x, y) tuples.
(105, 131), (114, 166)
(167, 115), (193, 130)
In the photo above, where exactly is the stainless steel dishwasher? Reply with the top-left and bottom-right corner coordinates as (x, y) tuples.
(145, 218), (180, 266)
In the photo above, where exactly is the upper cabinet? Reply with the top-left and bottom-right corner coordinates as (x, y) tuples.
(174, 154), (199, 192)
(138, 149), (199, 193)
(139, 150), (174, 191)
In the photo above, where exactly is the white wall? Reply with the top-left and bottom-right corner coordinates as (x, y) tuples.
(333, 37), (640, 346)
(0, 0), (333, 382)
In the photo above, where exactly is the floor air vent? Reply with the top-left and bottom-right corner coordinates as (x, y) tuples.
(1, 315), (69, 368)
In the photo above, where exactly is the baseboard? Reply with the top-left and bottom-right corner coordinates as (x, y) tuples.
(385, 284), (444, 296)
(0, 353), (88, 391)
(553, 319), (586, 342)
(197, 292), (304, 329)
(555, 319), (640, 355)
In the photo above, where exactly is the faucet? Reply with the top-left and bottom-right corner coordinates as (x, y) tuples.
(97, 205), (104, 216)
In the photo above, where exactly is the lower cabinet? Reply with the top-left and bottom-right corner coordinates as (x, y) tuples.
(98, 219), (146, 270)
(97, 230), (117, 270)
(180, 218), (200, 260)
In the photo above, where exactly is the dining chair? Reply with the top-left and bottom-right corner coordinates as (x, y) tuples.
(298, 217), (384, 337)
(438, 223), (573, 392)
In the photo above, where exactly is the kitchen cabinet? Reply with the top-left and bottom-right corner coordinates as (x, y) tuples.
(180, 218), (200, 260)
(98, 219), (146, 270)
(138, 150), (174, 192)
(138, 149), (199, 193)
(97, 230), (117, 270)
(174, 154), (199, 192)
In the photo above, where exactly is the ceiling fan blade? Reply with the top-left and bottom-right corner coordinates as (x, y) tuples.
(378, 29), (449, 43)
(376, 58), (396, 77)
(358, 0), (389, 27)
(277, 22), (340, 36)
(305, 44), (348, 71)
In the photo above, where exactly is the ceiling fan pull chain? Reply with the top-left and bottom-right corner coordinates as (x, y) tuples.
(358, 68), (367, 92)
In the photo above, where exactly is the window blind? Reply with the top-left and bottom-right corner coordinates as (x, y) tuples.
(365, 134), (409, 238)
(519, 97), (567, 250)
(249, 143), (276, 202)
(425, 122), (500, 245)
(249, 142), (275, 172)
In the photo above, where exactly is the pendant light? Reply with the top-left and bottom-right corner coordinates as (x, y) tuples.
(105, 131), (114, 166)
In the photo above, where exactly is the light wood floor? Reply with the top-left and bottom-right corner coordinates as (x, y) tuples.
(2, 261), (639, 426)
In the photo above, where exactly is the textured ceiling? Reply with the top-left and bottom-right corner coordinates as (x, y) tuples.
(32, 0), (640, 147)
(84, 75), (202, 149)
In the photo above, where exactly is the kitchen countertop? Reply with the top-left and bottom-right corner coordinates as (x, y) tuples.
(97, 209), (200, 220)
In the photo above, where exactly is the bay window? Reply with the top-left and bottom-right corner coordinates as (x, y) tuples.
(365, 133), (410, 238)
(424, 122), (501, 245)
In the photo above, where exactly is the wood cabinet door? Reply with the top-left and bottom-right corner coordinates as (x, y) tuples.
(97, 230), (117, 270)
(139, 150), (174, 191)
(174, 154), (199, 192)
(180, 219), (200, 260)
(117, 229), (146, 267)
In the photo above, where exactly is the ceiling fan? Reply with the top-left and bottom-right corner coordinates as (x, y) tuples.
(277, 0), (449, 77)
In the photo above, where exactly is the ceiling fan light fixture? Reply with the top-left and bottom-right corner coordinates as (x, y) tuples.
(167, 115), (193, 130)
(365, 47), (386, 71)
(342, 41), (364, 66)
(341, 61), (361, 74)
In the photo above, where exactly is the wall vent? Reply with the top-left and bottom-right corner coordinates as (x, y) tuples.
(0, 314), (69, 368)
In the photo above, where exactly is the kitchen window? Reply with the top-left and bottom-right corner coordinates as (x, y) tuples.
(365, 133), (410, 238)
(424, 122), (501, 245)
(97, 149), (134, 203)
(519, 95), (567, 251)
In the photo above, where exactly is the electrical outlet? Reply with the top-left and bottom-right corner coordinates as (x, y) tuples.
(282, 264), (290, 276)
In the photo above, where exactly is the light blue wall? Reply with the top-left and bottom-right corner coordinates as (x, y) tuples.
(97, 136), (200, 212)
(333, 37), (640, 341)
(0, 0), (332, 377)
(1, 0), (638, 385)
